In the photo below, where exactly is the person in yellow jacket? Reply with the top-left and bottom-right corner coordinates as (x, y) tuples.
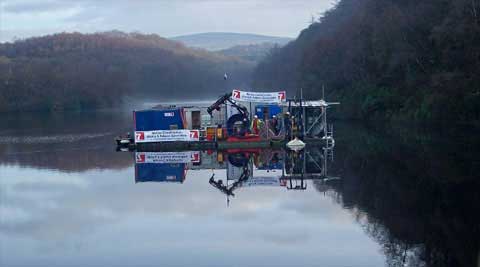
(258, 118), (265, 133)
(251, 115), (265, 135)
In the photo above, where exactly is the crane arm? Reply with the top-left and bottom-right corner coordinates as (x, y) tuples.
(207, 93), (249, 118)
(207, 93), (232, 116)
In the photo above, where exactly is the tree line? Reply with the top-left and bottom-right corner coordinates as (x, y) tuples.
(253, 0), (480, 124)
(0, 31), (253, 112)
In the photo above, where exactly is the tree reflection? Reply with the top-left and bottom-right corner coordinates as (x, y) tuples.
(320, 123), (480, 267)
(0, 110), (133, 172)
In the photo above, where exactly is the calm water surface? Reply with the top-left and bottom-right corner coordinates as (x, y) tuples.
(1, 110), (479, 267)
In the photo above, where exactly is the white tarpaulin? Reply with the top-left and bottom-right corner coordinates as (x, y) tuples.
(135, 151), (200, 164)
(226, 101), (240, 119)
(135, 130), (199, 143)
(232, 90), (286, 103)
(227, 161), (253, 181)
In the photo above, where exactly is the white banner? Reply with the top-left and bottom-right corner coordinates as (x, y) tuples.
(135, 151), (200, 164)
(135, 130), (199, 143)
(232, 90), (286, 103)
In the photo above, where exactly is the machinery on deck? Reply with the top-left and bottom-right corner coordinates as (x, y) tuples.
(207, 93), (251, 137)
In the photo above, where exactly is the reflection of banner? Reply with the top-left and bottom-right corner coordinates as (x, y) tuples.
(232, 90), (286, 103)
(135, 130), (199, 143)
(136, 152), (200, 164)
(243, 176), (281, 187)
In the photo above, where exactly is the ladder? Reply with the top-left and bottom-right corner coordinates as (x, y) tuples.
(325, 124), (335, 161)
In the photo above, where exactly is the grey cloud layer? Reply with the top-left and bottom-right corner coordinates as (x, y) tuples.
(0, 0), (333, 42)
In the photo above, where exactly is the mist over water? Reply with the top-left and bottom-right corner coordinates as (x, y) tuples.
(0, 110), (479, 267)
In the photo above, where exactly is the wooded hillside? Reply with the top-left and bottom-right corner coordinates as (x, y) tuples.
(0, 31), (253, 112)
(253, 0), (480, 123)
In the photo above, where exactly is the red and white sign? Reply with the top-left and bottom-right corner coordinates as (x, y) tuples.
(135, 151), (201, 164)
(232, 90), (286, 103)
(135, 130), (200, 143)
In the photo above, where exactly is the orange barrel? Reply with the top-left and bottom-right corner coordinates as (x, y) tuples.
(217, 152), (224, 163)
(206, 127), (216, 141)
(216, 127), (224, 140)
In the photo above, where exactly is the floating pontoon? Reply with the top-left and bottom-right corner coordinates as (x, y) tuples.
(116, 89), (338, 152)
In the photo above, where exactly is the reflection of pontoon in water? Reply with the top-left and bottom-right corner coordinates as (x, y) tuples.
(207, 147), (340, 205)
(133, 145), (340, 201)
(134, 151), (200, 183)
(281, 146), (340, 190)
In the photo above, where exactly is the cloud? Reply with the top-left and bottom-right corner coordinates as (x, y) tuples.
(0, 164), (385, 266)
(3, 0), (74, 14)
(1, 0), (334, 42)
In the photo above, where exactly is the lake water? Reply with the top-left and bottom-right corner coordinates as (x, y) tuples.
(1, 110), (479, 267)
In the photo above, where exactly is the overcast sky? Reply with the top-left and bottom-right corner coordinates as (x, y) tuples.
(0, 0), (334, 42)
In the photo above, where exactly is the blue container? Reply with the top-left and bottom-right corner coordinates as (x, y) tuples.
(134, 109), (184, 131)
(135, 163), (186, 183)
(255, 105), (282, 120)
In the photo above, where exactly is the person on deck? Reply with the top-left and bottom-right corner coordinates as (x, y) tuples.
(257, 118), (265, 135)
(270, 115), (278, 135)
(251, 115), (260, 135)
(241, 118), (250, 136)
(276, 113), (284, 135)
(291, 115), (297, 138)
(284, 112), (292, 140)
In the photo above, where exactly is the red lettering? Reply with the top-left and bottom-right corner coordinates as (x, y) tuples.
(233, 90), (241, 99)
(136, 153), (146, 163)
(135, 132), (145, 140)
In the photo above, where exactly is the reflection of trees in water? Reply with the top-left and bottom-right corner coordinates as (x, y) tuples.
(0, 147), (132, 172)
(0, 111), (133, 172)
(315, 123), (480, 267)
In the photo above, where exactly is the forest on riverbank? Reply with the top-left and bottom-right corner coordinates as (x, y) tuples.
(2, 0), (479, 124)
(253, 0), (480, 123)
(0, 32), (253, 112)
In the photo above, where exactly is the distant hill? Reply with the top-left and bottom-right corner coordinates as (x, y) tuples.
(171, 32), (292, 51)
(0, 31), (253, 112)
(219, 42), (281, 63)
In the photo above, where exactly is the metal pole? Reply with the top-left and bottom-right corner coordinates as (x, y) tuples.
(226, 177), (229, 207)
(323, 106), (327, 138)
(324, 147), (328, 178)
(249, 102), (252, 122)
(301, 89), (306, 139)
(224, 76), (228, 129)
(303, 149), (306, 177)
